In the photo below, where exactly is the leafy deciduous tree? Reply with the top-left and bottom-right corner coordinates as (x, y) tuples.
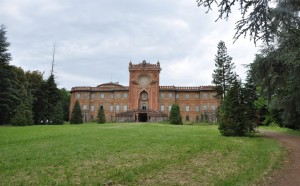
(10, 94), (34, 126)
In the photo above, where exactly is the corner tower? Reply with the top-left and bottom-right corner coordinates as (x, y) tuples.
(128, 60), (161, 111)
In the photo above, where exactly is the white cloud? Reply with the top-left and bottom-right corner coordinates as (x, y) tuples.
(1, 0), (258, 90)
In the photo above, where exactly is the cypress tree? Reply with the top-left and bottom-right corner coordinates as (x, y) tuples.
(97, 106), (106, 124)
(169, 104), (182, 125)
(70, 100), (83, 124)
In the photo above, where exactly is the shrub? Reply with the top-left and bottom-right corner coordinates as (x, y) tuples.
(169, 104), (182, 125)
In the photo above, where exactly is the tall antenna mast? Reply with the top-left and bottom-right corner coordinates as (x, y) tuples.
(51, 43), (56, 75)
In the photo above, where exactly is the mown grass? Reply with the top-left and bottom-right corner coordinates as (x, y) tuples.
(259, 126), (300, 136)
(0, 123), (284, 185)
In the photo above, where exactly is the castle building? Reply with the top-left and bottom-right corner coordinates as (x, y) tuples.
(70, 60), (219, 123)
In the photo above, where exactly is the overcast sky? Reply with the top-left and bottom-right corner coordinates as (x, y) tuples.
(1, 0), (258, 90)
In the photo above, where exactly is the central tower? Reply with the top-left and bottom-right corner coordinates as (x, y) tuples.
(128, 60), (161, 111)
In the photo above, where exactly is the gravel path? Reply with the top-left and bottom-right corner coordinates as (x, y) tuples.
(261, 130), (300, 186)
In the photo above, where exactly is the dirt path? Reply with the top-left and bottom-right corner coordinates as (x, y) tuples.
(261, 130), (300, 186)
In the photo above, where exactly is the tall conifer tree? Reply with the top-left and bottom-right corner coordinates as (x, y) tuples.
(97, 106), (106, 124)
(70, 100), (83, 124)
(0, 25), (19, 124)
(212, 41), (236, 101)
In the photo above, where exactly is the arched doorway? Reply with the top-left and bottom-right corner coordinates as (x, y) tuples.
(138, 91), (149, 122)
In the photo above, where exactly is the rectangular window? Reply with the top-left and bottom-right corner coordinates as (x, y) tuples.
(168, 105), (172, 111)
(90, 93), (95, 99)
(186, 106), (190, 112)
(195, 105), (199, 112)
(110, 93), (114, 99)
(82, 104), (87, 111)
(76, 93), (80, 99)
(116, 93), (120, 98)
(124, 93), (128, 98)
(160, 105), (165, 111)
(202, 104), (208, 110)
(116, 105), (120, 111)
(168, 93), (173, 99)
(211, 105), (216, 110)
(202, 93), (208, 99)
(110, 105), (114, 111)
(176, 93), (180, 99)
(124, 105), (128, 111)
(160, 93), (164, 99)
(99, 93), (104, 99)
(185, 94), (190, 99)
(90, 105), (94, 111)
(84, 93), (88, 99)
(194, 94), (199, 99)
(211, 93), (217, 99)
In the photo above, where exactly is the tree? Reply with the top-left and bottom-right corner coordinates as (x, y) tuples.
(169, 104), (182, 125)
(250, 32), (300, 129)
(212, 41), (236, 101)
(196, 0), (300, 44)
(70, 100), (83, 124)
(46, 74), (61, 121)
(25, 71), (45, 123)
(97, 106), (106, 124)
(10, 94), (34, 126)
(59, 88), (70, 121)
(219, 80), (244, 136)
(0, 25), (19, 124)
(52, 102), (64, 125)
(0, 25), (11, 66)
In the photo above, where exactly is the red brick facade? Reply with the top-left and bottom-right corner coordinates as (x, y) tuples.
(70, 61), (219, 123)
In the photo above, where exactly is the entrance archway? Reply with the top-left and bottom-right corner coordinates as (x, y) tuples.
(139, 113), (148, 122)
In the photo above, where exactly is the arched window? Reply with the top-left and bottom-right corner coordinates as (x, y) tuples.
(140, 91), (148, 100)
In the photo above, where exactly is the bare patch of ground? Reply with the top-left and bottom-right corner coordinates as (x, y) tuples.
(261, 130), (300, 186)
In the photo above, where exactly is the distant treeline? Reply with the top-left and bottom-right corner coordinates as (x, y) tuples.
(0, 25), (70, 125)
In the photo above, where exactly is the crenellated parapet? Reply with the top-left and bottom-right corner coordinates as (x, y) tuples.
(159, 85), (215, 91)
(129, 60), (161, 71)
(71, 85), (129, 92)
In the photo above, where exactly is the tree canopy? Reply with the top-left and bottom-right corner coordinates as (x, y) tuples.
(197, 0), (300, 44)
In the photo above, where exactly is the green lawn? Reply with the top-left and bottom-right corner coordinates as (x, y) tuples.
(0, 123), (284, 185)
